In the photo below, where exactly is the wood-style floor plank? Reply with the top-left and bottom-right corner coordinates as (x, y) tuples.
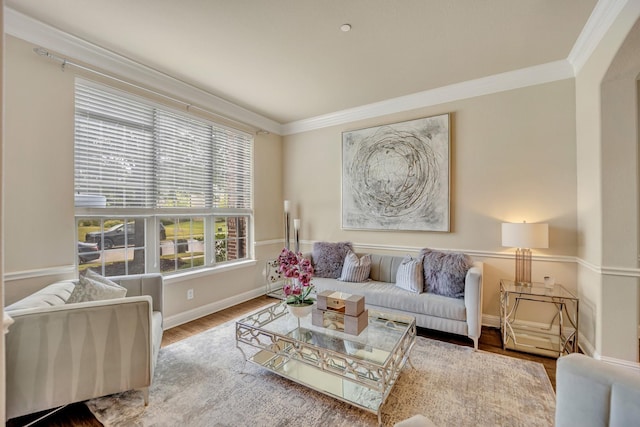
(8, 295), (559, 426)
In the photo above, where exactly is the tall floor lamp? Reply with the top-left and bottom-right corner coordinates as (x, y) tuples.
(501, 221), (549, 285)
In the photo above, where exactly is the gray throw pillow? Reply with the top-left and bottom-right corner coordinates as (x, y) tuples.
(67, 274), (127, 303)
(339, 251), (371, 282)
(420, 248), (473, 298)
(395, 255), (424, 293)
(85, 269), (121, 288)
(312, 241), (353, 278)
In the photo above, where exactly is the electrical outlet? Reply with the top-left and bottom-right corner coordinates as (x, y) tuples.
(187, 289), (194, 300)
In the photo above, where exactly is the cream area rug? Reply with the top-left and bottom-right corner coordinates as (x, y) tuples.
(87, 320), (555, 426)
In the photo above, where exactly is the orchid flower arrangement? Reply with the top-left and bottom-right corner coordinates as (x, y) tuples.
(277, 248), (315, 306)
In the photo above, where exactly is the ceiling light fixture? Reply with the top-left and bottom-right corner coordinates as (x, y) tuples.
(340, 24), (352, 32)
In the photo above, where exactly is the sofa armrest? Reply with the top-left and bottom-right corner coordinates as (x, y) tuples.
(5, 296), (154, 420)
(463, 261), (483, 344)
(109, 273), (164, 315)
(556, 353), (640, 427)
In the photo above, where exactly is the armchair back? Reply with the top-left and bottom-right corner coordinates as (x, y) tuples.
(5, 273), (164, 421)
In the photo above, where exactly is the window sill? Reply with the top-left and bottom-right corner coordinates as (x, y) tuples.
(163, 259), (257, 285)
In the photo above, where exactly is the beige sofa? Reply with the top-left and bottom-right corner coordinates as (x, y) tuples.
(4, 273), (164, 421)
(308, 253), (484, 349)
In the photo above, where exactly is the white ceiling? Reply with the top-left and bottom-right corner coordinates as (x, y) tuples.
(6, 0), (598, 125)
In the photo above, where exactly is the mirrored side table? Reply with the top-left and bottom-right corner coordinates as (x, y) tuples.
(500, 279), (579, 357)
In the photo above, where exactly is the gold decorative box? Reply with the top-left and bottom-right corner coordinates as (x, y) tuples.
(316, 290), (365, 317)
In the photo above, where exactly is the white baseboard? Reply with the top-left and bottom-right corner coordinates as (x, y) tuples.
(482, 314), (501, 329)
(163, 287), (268, 330)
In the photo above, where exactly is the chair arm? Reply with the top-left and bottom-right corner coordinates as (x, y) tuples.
(463, 261), (483, 340)
(5, 296), (153, 420)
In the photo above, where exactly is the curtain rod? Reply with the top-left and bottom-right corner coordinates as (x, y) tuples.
(33, 47), (264, 134)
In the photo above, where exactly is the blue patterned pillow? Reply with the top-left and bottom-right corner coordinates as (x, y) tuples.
(395, 255), (424, 293)
(339, 251), (371, 282)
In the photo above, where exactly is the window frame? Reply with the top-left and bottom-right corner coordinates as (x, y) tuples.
(74, 79), (254, 277)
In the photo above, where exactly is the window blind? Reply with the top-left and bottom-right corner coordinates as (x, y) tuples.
(75, 83), (155, 208)
(74, 80), (253, 210)
(155, 110), (213, 208)
(213, 127), (252, 209)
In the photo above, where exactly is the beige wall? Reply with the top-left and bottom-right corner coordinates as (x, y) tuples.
(5, 37), (76, 274)
(575, 3), (640, 361)
(3, 35), (284, 323)
(284, 79), (579, 322)
(1, 0), (6, 420)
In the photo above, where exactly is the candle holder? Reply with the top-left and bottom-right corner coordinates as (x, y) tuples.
(294, 219), (300, 253)
(284, 200), (290, 250)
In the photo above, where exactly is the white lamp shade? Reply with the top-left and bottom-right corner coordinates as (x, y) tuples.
(501, 222), (549, 249)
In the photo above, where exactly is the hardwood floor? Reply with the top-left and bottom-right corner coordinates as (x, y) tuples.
(8, 295), (558, 426)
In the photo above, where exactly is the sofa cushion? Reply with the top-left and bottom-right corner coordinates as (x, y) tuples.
(312, 241), (353, 278)
(368, 253), (406, 282)
(395, 255), (424, 293)
(339, 251), (371, 282)
(312, 277), (467, 321)
(67, 275), (127, 303)
(420, 248), (473, 298)
(5, 280), (76, 311)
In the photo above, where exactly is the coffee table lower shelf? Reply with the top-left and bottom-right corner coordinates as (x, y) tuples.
(248, 348), (396, 424)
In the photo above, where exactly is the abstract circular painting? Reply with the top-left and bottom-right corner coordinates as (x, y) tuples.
(342, 114), (450, 231)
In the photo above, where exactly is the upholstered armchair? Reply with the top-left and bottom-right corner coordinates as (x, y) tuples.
(556, 353), (640, 426)
(5, 273), (164, 421)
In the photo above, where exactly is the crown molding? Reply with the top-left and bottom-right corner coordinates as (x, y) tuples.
(280, 0), (629, 135)
(4, 1), (629, 137)
(281, 60), (574, 135)
(568, 0), (630, 74)
(3, 7), (283, 135)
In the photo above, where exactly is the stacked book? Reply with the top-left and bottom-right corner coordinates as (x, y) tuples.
(312, 290), (368, 335)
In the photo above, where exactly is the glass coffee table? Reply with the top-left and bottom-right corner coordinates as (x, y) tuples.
(235, 302), (416, 426)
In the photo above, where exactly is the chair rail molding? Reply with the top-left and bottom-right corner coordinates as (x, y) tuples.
(4, 265), (76, 282)
(577, 257), (640, 278)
